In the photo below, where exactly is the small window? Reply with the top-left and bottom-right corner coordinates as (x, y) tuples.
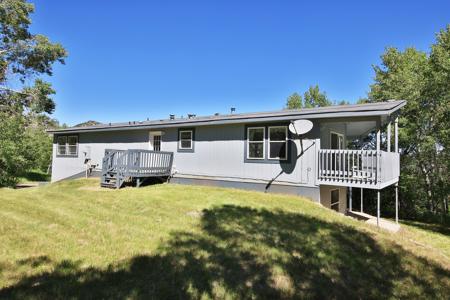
(331, 189), (339, 212)
(179, 130), (193, 150)
(57, 136), (67, 155)
(57, 135), (78, 156)
(153, 135), (161, 151)
(269, 126), (287, 160)
(247, 127), (265, 159)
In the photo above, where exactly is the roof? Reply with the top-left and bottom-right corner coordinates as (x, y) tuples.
(48, 100), (406, 134)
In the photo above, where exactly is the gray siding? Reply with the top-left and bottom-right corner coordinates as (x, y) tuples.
(161, 123), (319, 187)
(319, 123), (347, 149)
(51, 130), (149, 182)
(51, 123), (320, 188)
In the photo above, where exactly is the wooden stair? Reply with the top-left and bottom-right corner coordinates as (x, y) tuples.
(100, 149), (173, 189)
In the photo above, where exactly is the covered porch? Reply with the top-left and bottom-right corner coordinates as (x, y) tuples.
(317, 112), (401, 228)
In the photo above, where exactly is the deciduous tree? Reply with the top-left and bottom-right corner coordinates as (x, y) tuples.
(0, 0), (66, 186)
(369, 25), (450, 219)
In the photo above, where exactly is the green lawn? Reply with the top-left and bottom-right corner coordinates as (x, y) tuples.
(0, 179), (449, 299)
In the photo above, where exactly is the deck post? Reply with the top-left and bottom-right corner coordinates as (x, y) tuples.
(376, 122), (381, 227)
(395, 116), (399, 224)
(395, 185), (399, 224)
(394, 117), (398, 153)
(349, 187), (353, 212)
(387, 121), (392, 152)
(360, 188), (363, 213)
(377, 190), (380, 227)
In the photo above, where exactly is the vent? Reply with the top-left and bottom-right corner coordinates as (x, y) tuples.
(230, 107), (236, 114)
(188, 114), (196, 119)
(169, 114), (175, 120)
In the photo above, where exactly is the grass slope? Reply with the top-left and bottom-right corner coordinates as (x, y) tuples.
(0, 179), (449, 299)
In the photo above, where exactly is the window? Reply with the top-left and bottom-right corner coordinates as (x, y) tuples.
(268, 126), (288, 160)
(57, 135), (78, 156)
(179, 130), (193, 150)
(247, 127), (265, 159)
(331, 189), (339, 212)
(57, 136), (67, 155)
(153, 135), (161, 151)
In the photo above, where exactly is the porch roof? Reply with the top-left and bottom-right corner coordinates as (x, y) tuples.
(48, 100), (406, 134)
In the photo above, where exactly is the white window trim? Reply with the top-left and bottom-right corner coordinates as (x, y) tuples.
(179, 130), (193, 150)
(247, 127), (265, 160)
(268, 126), (288, 160)
(330, 188), (340, 211)
(57, 135), (78, 156)
(330, 131), (345, 150)
(57, 136), (67, 156)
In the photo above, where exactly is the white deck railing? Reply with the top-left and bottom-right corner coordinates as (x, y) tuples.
(317, 149), (399, 189)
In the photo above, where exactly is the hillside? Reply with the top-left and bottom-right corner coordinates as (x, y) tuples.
(0, 179), (449, 299)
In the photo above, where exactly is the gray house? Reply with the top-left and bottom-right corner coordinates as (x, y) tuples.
(48, 100), (405, 225)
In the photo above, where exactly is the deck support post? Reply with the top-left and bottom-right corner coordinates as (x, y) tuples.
(395, 185), (399, 224)
(395, 116), (399, 224)
(349, 187), (353, 212)
(136, 178), (141, 188)
(376, 121), (381, 228)
(360, 188), (363, 213)
(377, 190), (380, 227)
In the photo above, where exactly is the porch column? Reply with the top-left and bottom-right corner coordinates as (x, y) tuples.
(395, 117), (399, 224)
(387, 121), (392, 152)
(376, 125), (381, 183)
(360, 188), (363, 213)
(349, 187), (353, 211)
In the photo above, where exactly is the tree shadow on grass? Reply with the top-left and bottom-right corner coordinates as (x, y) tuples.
(1, 205), (449, 299)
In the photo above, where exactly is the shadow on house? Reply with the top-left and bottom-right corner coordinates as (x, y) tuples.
(265, 139), (315, 191)
(1, 206), (449, 299)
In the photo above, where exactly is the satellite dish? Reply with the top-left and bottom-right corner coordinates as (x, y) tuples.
(289, 119), (313, 136)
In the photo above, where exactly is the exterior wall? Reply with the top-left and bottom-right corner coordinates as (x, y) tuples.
(161, 122), (320, 189)
(51, 122), (321, 196)
(51, 130), (149, 182)
(319, 123), (347, 149)
(320, 185), (348, 213)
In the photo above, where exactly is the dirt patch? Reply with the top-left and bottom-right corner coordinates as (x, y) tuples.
(78, 186), (115, 192)
(186, 210), (204, 218)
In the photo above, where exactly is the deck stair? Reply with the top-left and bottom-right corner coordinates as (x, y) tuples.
(101, 149), (173, 189)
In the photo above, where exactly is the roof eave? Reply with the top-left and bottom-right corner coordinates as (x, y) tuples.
(47, 100), (407, 134)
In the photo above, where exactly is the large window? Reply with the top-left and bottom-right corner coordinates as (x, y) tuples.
(179, 130), (193, 150)
(247, 127), (265, 159)
(57, 135), (78, 156)
(268, 126), (288, 160)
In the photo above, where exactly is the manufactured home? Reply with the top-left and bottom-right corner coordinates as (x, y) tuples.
(48, 100), (405, 224)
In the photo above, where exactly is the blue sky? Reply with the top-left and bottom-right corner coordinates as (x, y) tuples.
(31, 0), (449, 125)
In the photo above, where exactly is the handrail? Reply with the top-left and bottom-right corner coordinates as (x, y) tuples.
(317, 149), (399, 188)
(102, 149), (173, 178)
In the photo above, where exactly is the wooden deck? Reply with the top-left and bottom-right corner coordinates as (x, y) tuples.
(101, 149), (173, 189)
(317, 149), (400, 189)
